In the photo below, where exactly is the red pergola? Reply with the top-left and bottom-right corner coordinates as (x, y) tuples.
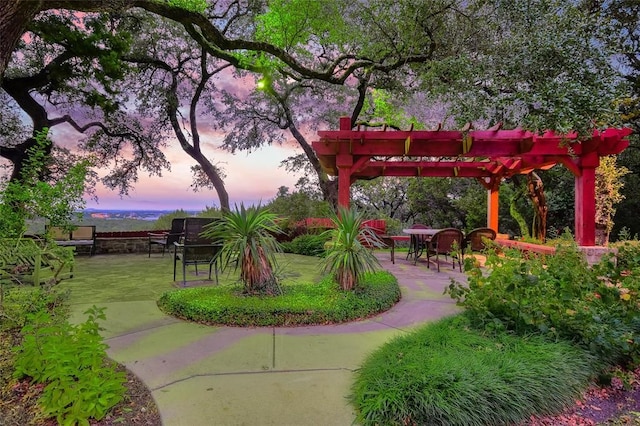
(312, 116), (632, 246)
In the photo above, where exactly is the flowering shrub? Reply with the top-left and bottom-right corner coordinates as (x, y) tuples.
(447, 236), (640, 365)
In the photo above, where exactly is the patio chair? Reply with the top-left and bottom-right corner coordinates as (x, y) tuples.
(426, 228), (464, 272)
(148, 218), (185, 257)
(463, 227), (497, 252)
(173, 217), (222, 285)
(406, 223), (430, 262)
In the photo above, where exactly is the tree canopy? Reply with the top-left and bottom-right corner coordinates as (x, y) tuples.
(0, 0), (637, 238)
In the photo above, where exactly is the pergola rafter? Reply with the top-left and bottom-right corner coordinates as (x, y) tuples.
(312, 117), (632, 246)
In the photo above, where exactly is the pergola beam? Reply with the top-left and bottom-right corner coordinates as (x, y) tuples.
(312, 118), (632, 246)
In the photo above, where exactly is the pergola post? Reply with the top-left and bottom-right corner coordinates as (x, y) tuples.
(487, 178), (500, 232)
(575, 152), (599, 246)
(336, 154), (353, 208)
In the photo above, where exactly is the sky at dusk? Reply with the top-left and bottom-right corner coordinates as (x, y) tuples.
(50, 125), (303, 212)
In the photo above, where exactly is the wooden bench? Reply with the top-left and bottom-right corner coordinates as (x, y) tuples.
(49, 225), (97, 256)
(0, 238), (74, 286)
(493, 238), (556, 256)
(361, 220), (402, 263)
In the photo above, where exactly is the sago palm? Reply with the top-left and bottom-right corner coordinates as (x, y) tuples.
(322, 207), (382, 291)
(203, 204), (282, 295)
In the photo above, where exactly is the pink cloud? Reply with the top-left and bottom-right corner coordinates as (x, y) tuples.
(87, 142), (301, 210)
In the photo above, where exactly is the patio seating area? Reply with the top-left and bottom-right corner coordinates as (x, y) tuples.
(403, 225), (497, 270)
(58, 250), (464, 425)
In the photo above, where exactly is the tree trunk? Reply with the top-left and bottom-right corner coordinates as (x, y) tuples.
(285, 117), (339, 209)
(0, 1), (43, 85)
(319, 178), (339, 209)
(2, 70), (53, 183)
(241, 245), (279, 295)
(189, 150), (230, 212)
(527, 172), (548, 242)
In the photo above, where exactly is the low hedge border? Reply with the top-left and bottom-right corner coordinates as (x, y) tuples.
(157, 271), (401, 327)
(351, 315), (597, 426)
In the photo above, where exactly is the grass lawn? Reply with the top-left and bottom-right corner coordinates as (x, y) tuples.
(57, 252), (401, 327)
(58, 252), (324, 305)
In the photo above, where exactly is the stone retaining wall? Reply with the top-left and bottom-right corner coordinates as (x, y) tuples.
(96, 237), (158, 255)
(92, 231), (168, 255)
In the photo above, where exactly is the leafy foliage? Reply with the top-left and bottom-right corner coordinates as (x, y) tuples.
(596, 156), (630, 244)
(429, 0), (621, 135)
(351, 315), (596, 426)
(265, 186), (331, 223)
(0, 129), (90, 237)
(407, 177), (486, 232)
(321, 208), (382, 291)
(158, 271), (400, 326)
(447, 236), (640, 365)
(0, 286), (68, 332)
(13, 306), (126, 425)
(255, 0), (346, 51)
(612, 240), (640, 276)
(152, 209), (192, 230)
(352, 177), (413, 225)
(166, 0), (207, 13)
(281, 233), (330, 257)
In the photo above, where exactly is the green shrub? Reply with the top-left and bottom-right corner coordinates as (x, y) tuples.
(13, 306), (126, 425)
(0, 286), (69, 332)
(281, 233), (330, 256)
(612, 240), (640, 272)
(351, 315), (596, 426)
(202, 204), (282, 295)
(157, 271), (400, 326)
(447, 237), (640, 365)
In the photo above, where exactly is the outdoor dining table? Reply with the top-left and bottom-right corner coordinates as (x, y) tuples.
(402, 228), (441, 264)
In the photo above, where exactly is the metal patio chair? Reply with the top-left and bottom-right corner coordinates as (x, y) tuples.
(173, 217), (222, 285)
(148, 218), (185, 257)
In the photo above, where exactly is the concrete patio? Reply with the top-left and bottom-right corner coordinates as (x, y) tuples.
(60, 251), (466, 425)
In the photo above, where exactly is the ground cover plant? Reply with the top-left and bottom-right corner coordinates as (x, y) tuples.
(351, 315), (596, 426)
(158, 270), (400, 326)
(0, 286), (160, 426)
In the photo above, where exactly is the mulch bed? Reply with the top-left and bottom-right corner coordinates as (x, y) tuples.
(525, 368), (640, 425)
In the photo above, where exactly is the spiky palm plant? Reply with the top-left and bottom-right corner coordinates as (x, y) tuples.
(322, 207), (382, 291)
(203, 204), (282, 295)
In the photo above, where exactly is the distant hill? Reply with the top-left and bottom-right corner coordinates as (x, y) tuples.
(83, 209), (177, 222)
(80, 210), (200, 232)
(26, 210), (201, 234)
